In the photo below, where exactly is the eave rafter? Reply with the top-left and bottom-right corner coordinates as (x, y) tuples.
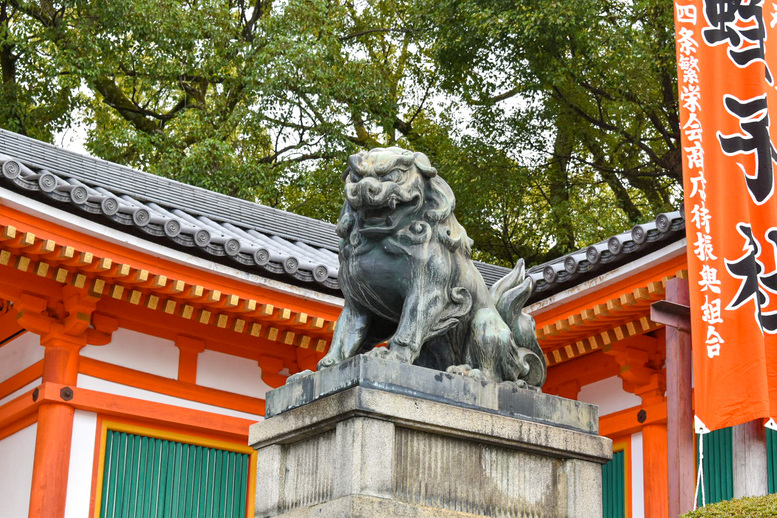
(0, 223), (336, 355)
(537, 270), (688, 368)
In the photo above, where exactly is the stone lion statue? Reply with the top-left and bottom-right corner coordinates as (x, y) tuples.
(317, 147), (546, 388)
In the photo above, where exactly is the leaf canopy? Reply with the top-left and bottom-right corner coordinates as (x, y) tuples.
(0, 0), (682, 266)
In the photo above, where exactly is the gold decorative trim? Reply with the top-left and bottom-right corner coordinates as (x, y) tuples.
(539, 272), (686, 367)
(0, 224), (333, 351)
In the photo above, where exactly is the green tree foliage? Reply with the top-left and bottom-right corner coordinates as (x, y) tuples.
(426, 0), (682, 260)
(0, 0), (682, 266)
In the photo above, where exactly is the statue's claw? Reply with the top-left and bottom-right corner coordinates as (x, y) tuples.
(365, 346), (411, 363)
(445, 364), (488, 382)
(502, 379), (541, 392)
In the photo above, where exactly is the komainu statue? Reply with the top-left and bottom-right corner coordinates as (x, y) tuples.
(318, 147), (546, 389)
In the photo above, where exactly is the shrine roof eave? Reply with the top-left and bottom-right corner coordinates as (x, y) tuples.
(528, 238), (687, 320)
(0, 129), (686, 304)
(0, 184), (346, 311)
(525, 210), (686, 305)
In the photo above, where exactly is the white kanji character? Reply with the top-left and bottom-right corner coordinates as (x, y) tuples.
(690, 174), (707, 200)
(676, 4), (697, 24)
(685, 141), (704, 169)
(678, 27), (699, 55)
(682, 84), (701, 113)
(701, 296), (724, 324)
(694, 232), (717, 261)
(699, 264), (722, 294)
(683, 67), (699, 85)
(705, 325), (724, 357)
(691, 203), (711, 233)
(771, 3), (777, 29)
(683, 112), (703, 141)
(679, 54), (700, 73)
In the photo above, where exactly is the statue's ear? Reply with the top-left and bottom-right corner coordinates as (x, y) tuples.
(345, 153), (367, 182)
(423, 175), (455, 223)
(336, 202), (355, 239)
(413, 152), (437, 177)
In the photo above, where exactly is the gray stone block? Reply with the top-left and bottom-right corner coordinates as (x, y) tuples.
(264, 494), (536, 518)
(252, 358), (611, 517)
(266, 355), (598, 434)
(251, 387), (609, 463)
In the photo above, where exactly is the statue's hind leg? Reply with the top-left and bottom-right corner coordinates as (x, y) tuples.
(454, 308), (528, 383)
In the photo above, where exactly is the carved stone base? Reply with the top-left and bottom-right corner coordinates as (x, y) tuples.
(249, 356), (612, 518)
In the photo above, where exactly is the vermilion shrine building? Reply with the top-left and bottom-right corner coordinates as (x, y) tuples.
(0, 129), (765, 517)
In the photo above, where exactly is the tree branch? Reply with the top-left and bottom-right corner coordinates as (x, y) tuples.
(339, 27), (413, 41)
(242, 0), (265, 42)
(271, 152), (337, 166)
(551, 85), (665, 169)
(92, 77), (161, 134)
(470, 87), (520, 106)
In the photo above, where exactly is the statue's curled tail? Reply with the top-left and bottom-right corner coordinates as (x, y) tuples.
(490, 259), (547, 388)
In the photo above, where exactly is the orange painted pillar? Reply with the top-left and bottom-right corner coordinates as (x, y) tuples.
(176, 335), (205, 384)
(28, 338), (82, 518)
(29, 402), (76, 517)
(41, 342), (81, 385)
(605, 333), (669, 517)
(642, 422), (669, 518)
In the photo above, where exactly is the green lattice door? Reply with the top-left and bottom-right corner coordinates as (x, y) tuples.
(767, 426), (777, 493)
(697, 427), (733, 506)
(602, 449), (626, 518)
(99, 429), (250, 517)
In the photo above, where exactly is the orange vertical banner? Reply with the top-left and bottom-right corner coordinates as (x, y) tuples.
(675, 0), (777, 432)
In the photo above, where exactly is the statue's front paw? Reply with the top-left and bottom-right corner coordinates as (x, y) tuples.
(502, 379), (542, 392)
(365, 346), (411, 363)
(445, 364), (488, 382)
(504, 379), (528, 390)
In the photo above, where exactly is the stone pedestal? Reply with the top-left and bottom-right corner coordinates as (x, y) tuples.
(249, 356), (612, 518)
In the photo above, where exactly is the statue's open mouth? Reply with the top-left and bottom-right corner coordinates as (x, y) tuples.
(363, 206), (393, 225)
(358, 197), (414, 235)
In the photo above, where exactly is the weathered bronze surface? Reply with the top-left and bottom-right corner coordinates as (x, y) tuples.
(318, 147), (546, 388)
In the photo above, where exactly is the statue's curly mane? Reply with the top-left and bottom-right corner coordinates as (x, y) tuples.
(423, 176), (473, 256)
(336, 147), (473, 257)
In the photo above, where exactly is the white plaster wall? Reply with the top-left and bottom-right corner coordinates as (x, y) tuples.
(0, 423), (36, 517)
(65, 410), (97, 518)
(81, 328), (179, 379)
(0, 332), (43, 381)
(631, 431), (645, 518)
(0, 378), (41, 407)
(77, 374), (263, 421)
(578, 376), (642, 416)
(196, 349), (273, 398)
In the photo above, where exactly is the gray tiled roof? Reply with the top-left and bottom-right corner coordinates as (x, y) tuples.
(0, 129), (686, 299)
(525, 209), (686, 304)
(0, 130), (344, 291)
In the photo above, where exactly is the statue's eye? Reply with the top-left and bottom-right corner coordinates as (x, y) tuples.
(350, 171), (362, 182)
(383, 169), (402, 182)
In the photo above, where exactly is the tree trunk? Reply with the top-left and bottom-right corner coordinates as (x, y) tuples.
(547, 106), (576, 256)
(0, 1), (23, 135)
